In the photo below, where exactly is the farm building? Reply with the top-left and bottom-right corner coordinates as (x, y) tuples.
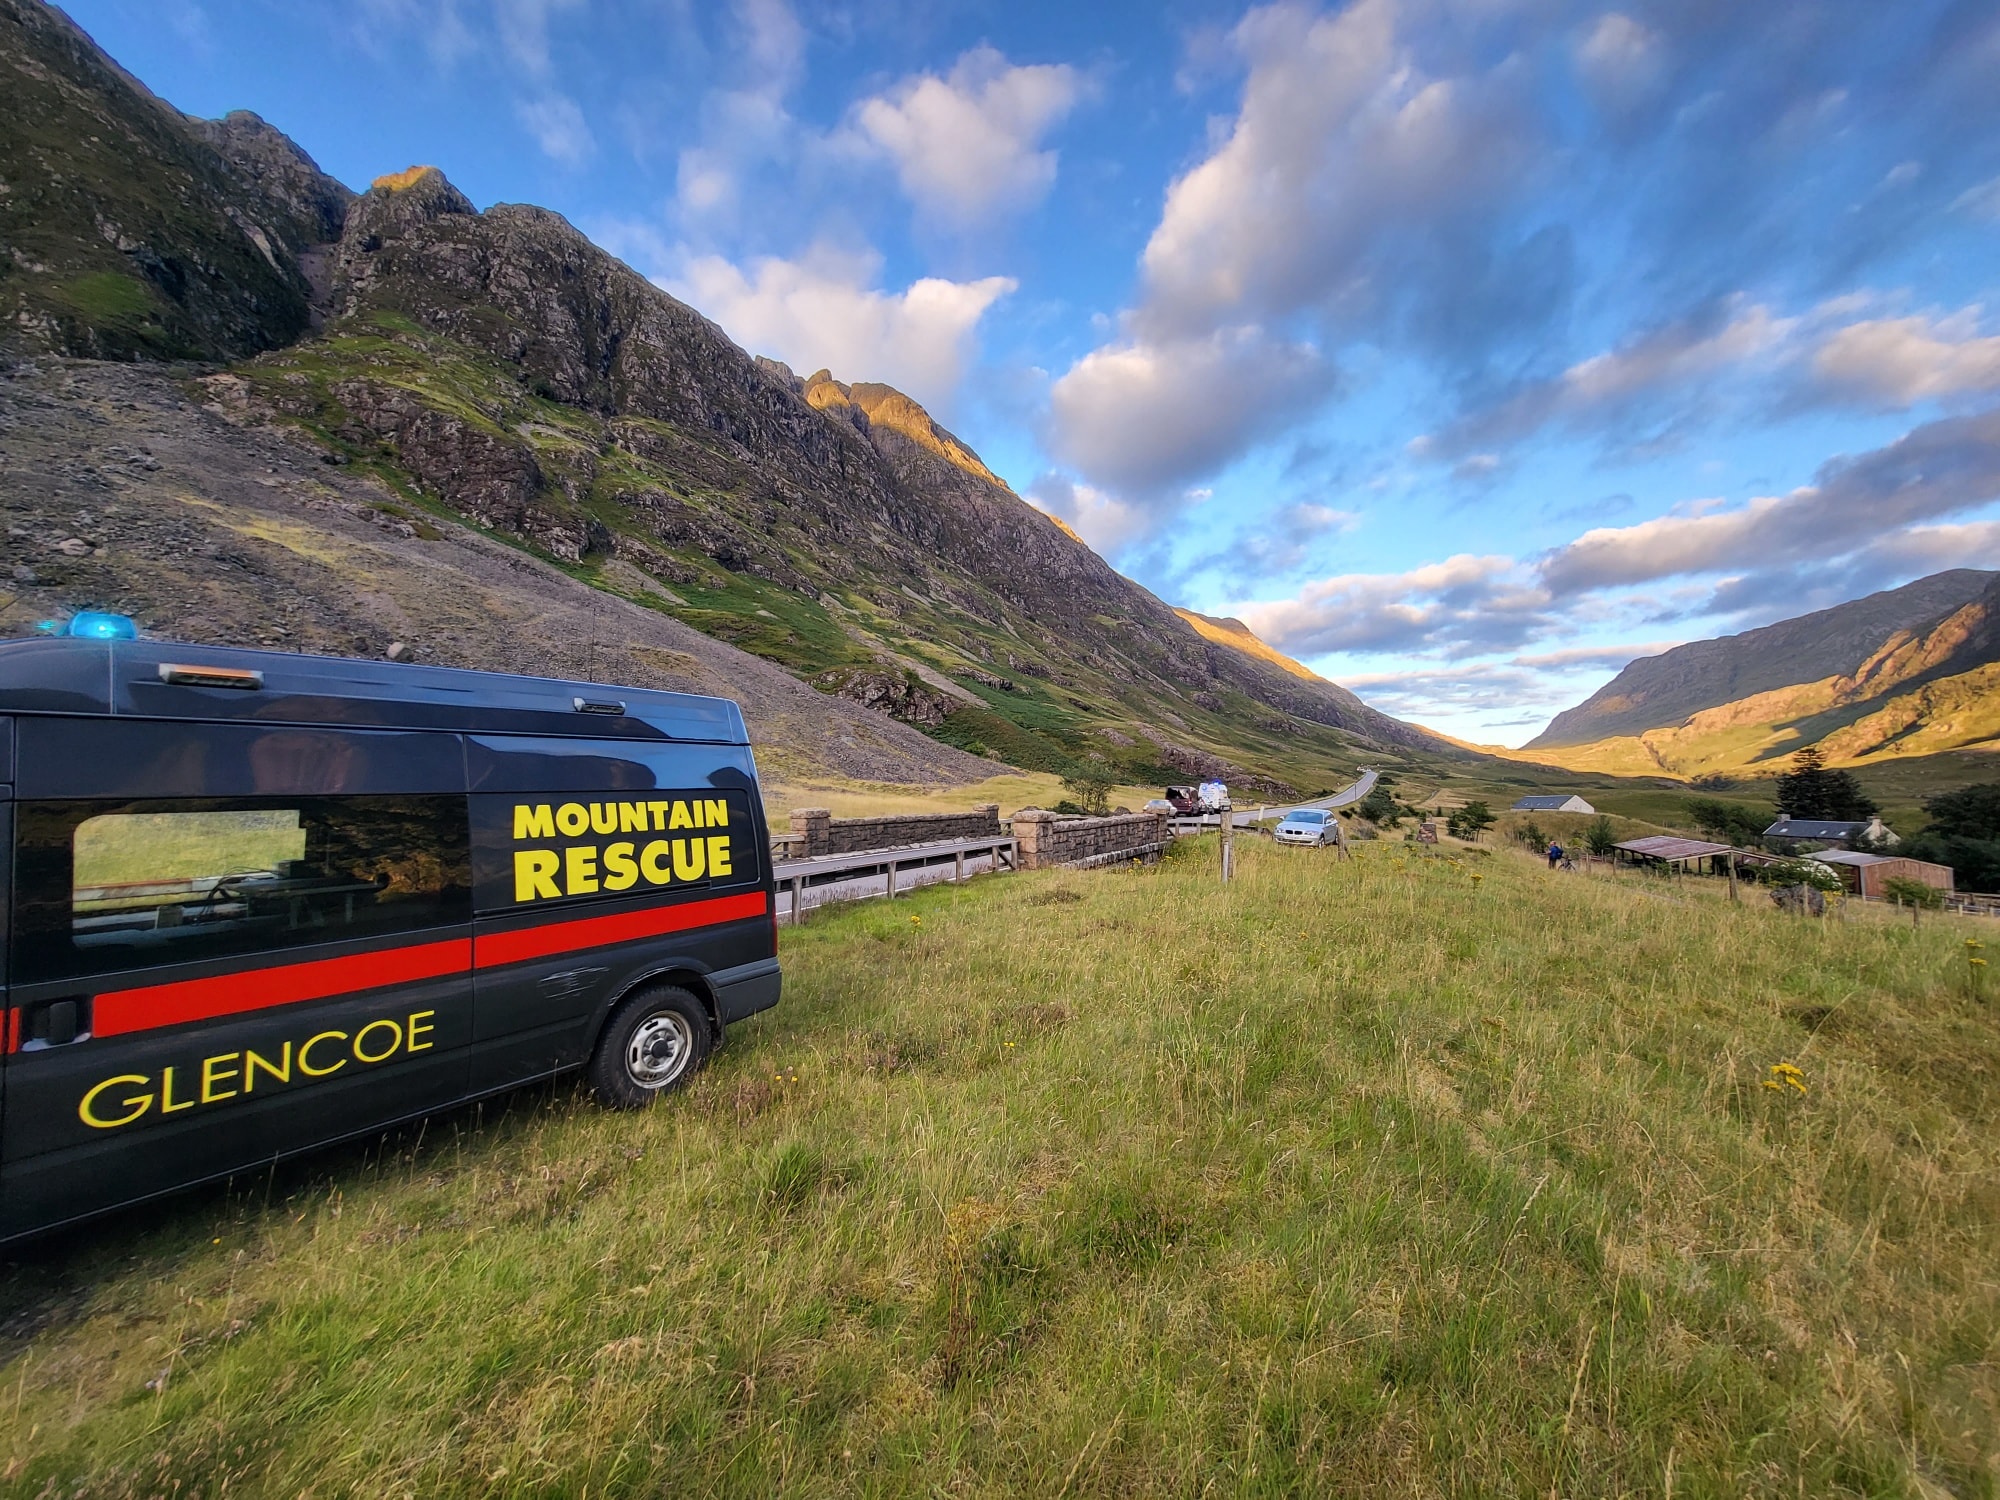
(1808, 851), (1954, 900)
(1512, 794), (1596, 814)
(1763, 815), (1899, 849)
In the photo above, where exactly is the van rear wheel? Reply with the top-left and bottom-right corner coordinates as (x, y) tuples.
(590, 986), (711, 1108)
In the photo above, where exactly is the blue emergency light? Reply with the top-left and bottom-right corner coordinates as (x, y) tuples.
(64, 611), (139, 640)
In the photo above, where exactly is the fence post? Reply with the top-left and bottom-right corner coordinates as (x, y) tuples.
(887, 860), (897, 899)
(955, 848), (965, 883)
(1221, 806), (1235, 883)
(1727, 853), (1739, 904)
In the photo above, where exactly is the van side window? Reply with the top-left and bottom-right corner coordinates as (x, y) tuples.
(12, 796), (472, 984)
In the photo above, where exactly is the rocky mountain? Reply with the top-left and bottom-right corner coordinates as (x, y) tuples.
(0, 359), (994, 790)
(1520, 570), (2000, 777)
(0, 0), (349, 359)
(1, 1), (1456, 798)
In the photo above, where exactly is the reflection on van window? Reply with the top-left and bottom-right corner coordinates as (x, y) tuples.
(75, 810), (309, 931)
(12, 797), (472, 984)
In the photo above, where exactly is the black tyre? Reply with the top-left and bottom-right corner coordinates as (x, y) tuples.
(589, 985), (712, 1108)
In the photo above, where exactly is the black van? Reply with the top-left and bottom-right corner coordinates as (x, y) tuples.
(0, 637), (780, 1242)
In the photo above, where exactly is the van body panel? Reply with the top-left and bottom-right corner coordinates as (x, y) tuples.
(0, 638), (777, 1244)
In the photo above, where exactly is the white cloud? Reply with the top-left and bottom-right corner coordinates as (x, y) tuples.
(1576, 13), (1661, 88)
(665, 248), (1015, 411)
(853, 46), (1084, 228)
(670, 0), (806, 223)
(1045, 326), (1327, 495)
(1432, 298), (1795, 454)
(1811, 310), (2000, 407)
(515, 93), (594, 165)
(1539, 407), (2000, 595)
(1137, 0), (1530, 340)
(1043, 0), (1532, 515)
(1952, 175), (2000, 221)
(493, 0), (581, 76)
(1026, 474), (1151, 554)
(1232, 554), (1551, 658)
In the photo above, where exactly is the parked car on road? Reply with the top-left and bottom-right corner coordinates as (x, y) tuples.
(1142, 798), (1176, 814)
(1274, 809), (1338, 846)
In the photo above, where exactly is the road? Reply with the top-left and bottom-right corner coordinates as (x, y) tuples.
(1168, 768), (1380, 830)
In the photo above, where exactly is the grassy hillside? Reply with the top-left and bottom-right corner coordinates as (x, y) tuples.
(4, 842), (1994, 1496)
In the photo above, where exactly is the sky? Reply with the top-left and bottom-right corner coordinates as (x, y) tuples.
(62, 0), (2000, 745)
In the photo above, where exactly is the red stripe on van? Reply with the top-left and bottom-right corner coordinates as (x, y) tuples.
(3, 1008), (18, 1055)
(92, 938), (473, 1039)
(474, 891), (769, 969)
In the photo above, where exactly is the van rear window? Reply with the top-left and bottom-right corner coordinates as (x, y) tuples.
(12, 797), (472, 984)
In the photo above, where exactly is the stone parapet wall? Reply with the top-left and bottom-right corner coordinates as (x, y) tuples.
(1012, 810), (1170, 870)
(789, 804), (1001, 857)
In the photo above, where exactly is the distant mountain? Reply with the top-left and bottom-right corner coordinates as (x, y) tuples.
(1521, 570), (2000, 776)
(0, 2), (1455, 797)
(0, 0), (350, 359)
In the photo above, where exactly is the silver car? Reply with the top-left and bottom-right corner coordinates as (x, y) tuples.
(1274, 808), (1337, 846)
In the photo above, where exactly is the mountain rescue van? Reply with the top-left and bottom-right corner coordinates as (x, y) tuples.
(0, 637), (781, 1242)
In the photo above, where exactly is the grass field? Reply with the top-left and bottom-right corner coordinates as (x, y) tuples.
(3, 841), (1997, 1496)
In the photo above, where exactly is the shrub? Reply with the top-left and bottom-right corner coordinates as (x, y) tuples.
(1585, 816), (1618, 857)
(1060, 770), (1112, 816)
(1517, 819), (1547, 850)
(1356, 786), (1402, 826)
(1881, 876), (1944, 910)
(1760, 857), (1844, 892)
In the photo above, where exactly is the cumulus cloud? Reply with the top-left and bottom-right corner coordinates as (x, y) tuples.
(853, 46), (1085, 228)
(1137, 0), (1535, 342)
(1811, 310), (2000, 407)
(1046, 327), (1329, 495)
(1044, 0), (1544, 511)
(516, 93), (594, 164)
(1539, 406), (2000, 596)
(1025, 474), (1151, 555)
(1233, 554), (1552, 658)
(667, 248), (1015, 411)
(670, 0), (807, 224)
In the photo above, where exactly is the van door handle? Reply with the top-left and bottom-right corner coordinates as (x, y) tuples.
(21, 996), (92, 1048)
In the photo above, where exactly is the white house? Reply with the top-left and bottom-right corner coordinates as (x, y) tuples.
(1511, 794), (1596, 815)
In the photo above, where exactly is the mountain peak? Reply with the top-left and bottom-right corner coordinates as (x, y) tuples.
(371, 164), (445, 194)
(1173, 609), (1330, 685)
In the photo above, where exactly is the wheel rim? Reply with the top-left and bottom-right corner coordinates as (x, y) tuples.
(625, 1010), (695, 1089)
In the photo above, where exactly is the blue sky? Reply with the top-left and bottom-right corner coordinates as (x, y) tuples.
(64, 0), (2000, 744)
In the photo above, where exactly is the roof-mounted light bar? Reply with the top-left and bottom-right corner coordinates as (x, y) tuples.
(573, 696), (626, 716)
(159, 663), (265, 690)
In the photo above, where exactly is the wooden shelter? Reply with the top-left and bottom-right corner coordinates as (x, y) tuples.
(1612, 835), (1738, 876)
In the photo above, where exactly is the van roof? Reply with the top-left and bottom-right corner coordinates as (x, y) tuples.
(0, 638), (750, 744)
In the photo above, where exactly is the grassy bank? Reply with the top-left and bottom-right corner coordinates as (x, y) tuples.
(3, 842), (1996, 1496)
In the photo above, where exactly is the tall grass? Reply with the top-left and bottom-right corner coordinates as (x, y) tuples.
(2, 840), (1995, 1497)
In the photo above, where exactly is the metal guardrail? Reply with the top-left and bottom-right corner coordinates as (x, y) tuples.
(771, 835), (1018, 924)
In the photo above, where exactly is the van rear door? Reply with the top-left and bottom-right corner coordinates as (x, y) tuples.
(1, 718), (475, 1241)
